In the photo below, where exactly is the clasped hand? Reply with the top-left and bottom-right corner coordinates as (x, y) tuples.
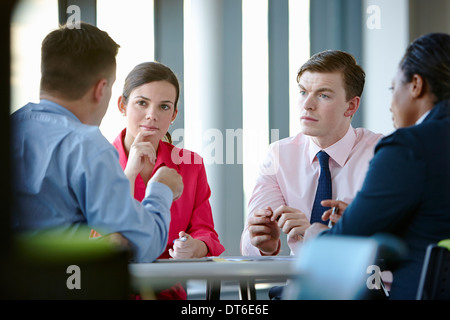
(248, 205), (309, 255)
(248, 200), (348, 254)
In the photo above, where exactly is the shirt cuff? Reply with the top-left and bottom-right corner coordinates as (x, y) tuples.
(145, 181), (174, 205)
(260, 239), (281, 256)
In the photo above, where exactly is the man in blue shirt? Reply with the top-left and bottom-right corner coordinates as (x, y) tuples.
(11, 22), (183, 263)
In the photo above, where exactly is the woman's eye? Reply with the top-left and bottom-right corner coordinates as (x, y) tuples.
(137, 100), (147, 107)
(161, 104), (170, 110)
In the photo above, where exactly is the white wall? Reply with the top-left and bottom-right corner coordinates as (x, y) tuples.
(362, 0), (409, 136)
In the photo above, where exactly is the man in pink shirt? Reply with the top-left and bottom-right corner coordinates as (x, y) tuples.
(241, 50), (383, 257)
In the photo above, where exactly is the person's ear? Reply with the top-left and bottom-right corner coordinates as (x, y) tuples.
(344, 96), (360, 117)
(118, 95), (127, 116)
(93, 78), (108, 104)
(171, 108), (178, 123)
(410, 74), (425, 98)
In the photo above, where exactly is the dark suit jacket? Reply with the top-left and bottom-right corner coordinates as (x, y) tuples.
(327, 99), (450, 299)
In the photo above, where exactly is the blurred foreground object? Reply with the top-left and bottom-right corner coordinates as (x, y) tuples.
(283, 234), (406, 300)
(4, 227), (130, 299)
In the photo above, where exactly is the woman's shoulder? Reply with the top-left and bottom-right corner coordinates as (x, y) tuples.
(160, 141), (204, 167)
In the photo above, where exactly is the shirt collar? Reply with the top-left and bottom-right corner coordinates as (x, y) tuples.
(113, 129), (129, 170)
(153, 140), (181, 173)
(39, 99), (81, 123)
(114, 128), (181, 174)
(415, 110), (431, 125)
(308, 125), (356, 167)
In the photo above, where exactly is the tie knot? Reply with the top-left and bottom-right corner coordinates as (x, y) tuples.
(317, 151), (330, 169)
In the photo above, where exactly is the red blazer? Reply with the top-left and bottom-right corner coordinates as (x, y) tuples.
(113, 129), (225, 259)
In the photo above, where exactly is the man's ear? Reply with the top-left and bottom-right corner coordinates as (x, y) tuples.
(344, 96), (360, 117)
(93, 78), (108, 103)
(410, 74), (425, 98)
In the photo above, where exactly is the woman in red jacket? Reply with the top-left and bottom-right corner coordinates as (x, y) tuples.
(114, 61), (224, 298)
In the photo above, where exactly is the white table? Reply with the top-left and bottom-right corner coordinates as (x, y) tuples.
(128, 256), (298, 300)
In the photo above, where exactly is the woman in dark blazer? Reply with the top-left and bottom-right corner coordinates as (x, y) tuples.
(307, 32), (450, 300)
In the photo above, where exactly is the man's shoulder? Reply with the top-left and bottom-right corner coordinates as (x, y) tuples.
(354, 127), (384, 147)
(14, 102), (114, 157)
(270, 132), (308, 148)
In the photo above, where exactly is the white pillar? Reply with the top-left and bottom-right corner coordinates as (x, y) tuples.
(184, 0), (243, 255)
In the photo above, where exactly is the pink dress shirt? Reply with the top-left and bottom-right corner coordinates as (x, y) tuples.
(241, 126), (383, 256)
(113, 129), (225, 259)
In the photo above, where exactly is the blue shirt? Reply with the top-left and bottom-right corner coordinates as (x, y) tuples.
(11, 100), (173, 262)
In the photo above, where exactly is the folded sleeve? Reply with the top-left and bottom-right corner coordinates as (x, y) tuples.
(73, 146), (173, 263)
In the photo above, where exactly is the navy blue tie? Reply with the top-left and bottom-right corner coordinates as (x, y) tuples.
(310, 151), (331, 225)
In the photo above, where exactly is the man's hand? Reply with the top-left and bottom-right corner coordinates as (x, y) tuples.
(272, 205), (310, 242)
(150, 166), (184, 201)
(247, 207), (280, 255)
(101, 232), (130, 251)
(303, 223), (329, 242)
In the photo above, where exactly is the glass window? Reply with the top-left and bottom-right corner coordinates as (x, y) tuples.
(10, 0), (58, 114)
(242, 0), (270, 219)
(96, 0), (155, 142)
(289, 0), (310, 136)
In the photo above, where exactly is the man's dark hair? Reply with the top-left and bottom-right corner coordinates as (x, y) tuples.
(40, 22), (120, 100)
(297, 50), (365, 101)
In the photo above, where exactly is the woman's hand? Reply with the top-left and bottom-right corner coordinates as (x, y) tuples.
(124, 131), (156, 186)
(169, 231), (208, 259)
(320, 199), (348, 225)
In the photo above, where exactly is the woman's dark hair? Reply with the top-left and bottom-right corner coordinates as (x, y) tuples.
(399, 33), (450, 102)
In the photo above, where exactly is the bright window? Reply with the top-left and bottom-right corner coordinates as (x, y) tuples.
(10, 0), (58, 114)
(289, 0), (310, 136)
(96, 0), (155, 142)
(242, 0), (270, 220)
